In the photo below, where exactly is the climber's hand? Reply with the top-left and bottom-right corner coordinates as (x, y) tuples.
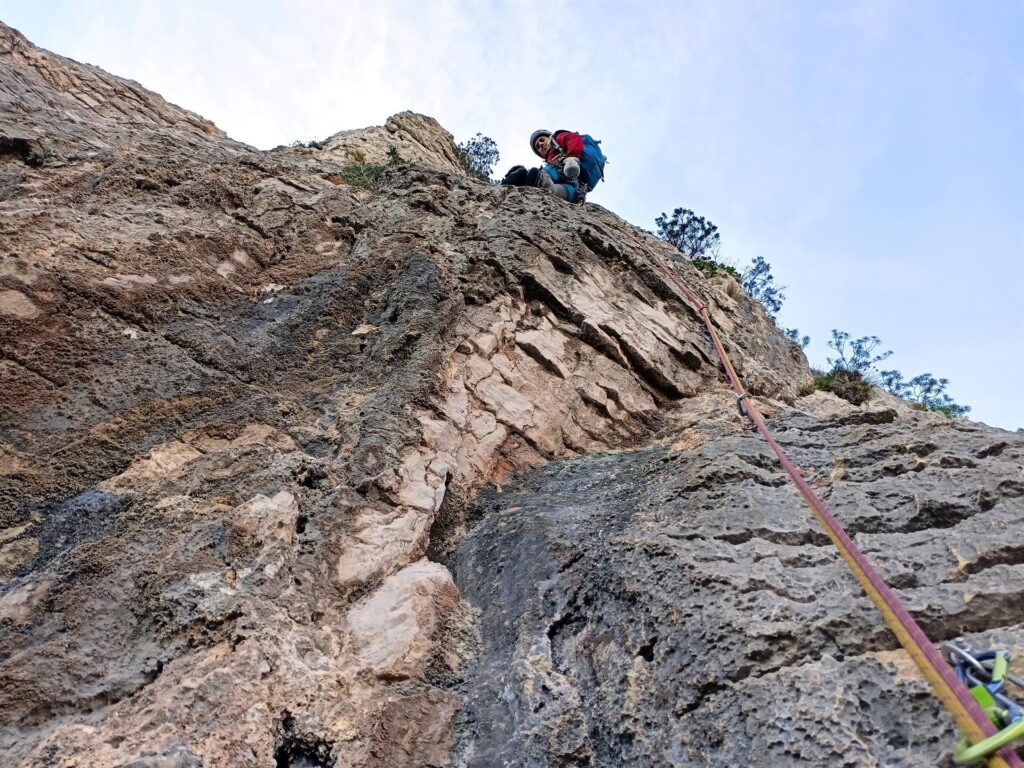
(562, 157), (580, 181)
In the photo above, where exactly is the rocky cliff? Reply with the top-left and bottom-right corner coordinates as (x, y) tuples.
(2, 22), (1022, 768)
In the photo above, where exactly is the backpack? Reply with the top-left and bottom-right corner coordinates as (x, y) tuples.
(579, 134), (607, 189)
(555, 130), (607, 189)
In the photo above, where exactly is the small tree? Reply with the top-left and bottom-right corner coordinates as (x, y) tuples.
(815, 330), (970, 417)
(811, 330), (894, 405)
(457, 133), (500, 178)
(785, 328), (810, 348)
(655, 208), (721, 259)
(826, 330), (893, 378)
(879, 370), (971, 418)
(742, 256), (785, 317)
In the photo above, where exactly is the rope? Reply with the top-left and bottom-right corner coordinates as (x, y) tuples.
(634, 238), (1023, 767)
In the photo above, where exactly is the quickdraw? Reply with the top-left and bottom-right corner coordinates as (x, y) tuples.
(735, 391), (749, 418)
(946, 640), (1024, 764)
(633, 237), (1024, 767)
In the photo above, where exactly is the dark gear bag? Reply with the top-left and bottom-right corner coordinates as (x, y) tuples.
(500, 165), (543, 187)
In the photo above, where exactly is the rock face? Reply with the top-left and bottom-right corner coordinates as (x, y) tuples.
(449, 393), (1024, 766)
(0, 21), (1021, 768)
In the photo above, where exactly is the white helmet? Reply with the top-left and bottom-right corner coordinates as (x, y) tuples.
(530, 129), (552, 157)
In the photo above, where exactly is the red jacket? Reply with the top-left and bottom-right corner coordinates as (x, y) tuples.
(546, 130), (584, 164)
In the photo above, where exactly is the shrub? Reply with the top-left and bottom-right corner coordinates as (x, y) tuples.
(785, 328), (810, 349)
(742, 256), (785, 317)
(26, 146), (56, 168)
(804, 330), (890, 405)
(655, 208), (721, 259)
(650, 207), (970, 418)
(456, 133), (500, 178)
(654, 210), (788, 319)
(337, 146), (405, 190)
(690, 256), (740, 280)
(879, 370), (971, 418)
(339, 162), (391, 189)
(825, 330), (892, 378)
(657, 208), (745, 290)
(813, 369), (872, 405)
(806, 329), (970, 417)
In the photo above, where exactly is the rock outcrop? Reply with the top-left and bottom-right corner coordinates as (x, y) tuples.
(1, 21), (1022, 768)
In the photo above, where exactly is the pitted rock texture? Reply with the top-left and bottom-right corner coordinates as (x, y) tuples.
(0, 22), (811, 768)
(448, 393), (1024, 767)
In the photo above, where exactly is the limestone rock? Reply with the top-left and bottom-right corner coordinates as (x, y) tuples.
(319, 111), (467, 175)
(0, 22), (230, 155)
(2, 20), (1018, 768)
(449, 394), (1024, 767)
(347, 559), (461, 681)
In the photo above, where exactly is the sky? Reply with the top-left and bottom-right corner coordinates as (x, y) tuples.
(3, 0), (1022, 429)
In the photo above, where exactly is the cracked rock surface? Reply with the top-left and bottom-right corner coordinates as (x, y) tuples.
(448, 393), (1024, 767)
(2, 20), (1021, 768)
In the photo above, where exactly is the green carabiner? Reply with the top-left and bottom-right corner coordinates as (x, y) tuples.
(993, 652), (1009, 684)
(954, 719), (1024, 765)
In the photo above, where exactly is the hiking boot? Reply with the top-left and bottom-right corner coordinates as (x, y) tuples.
(550, 184), (571, 200)
(501, 165), (530, 186)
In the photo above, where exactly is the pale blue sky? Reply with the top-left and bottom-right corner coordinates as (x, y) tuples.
(3, 0), (1021, 429)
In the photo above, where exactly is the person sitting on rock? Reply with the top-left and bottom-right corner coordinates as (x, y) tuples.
(529, 129), (586, 202)
(528, 129), (585, 202)
(500, 129), (605, 204)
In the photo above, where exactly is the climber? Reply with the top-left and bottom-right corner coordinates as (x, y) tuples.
(500, 129), (606, 204)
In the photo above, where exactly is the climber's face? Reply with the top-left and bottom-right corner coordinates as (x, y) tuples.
(534, 135), (551, 156)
